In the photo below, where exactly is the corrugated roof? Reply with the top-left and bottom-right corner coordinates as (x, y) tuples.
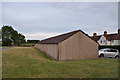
(37, 30), (93, 44)
(37, 30), (80, 44)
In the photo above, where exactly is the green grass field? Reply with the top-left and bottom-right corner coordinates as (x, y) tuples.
(2, 47), (118, 78)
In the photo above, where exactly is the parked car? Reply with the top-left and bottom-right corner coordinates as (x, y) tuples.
(99, 48), (120, 59)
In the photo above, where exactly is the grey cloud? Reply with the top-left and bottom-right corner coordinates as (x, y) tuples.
(2, 2), (118, 39)
(0, 2), (2, 27)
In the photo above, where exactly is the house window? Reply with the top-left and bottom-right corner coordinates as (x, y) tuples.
(100, 40), (102, 44)
(104, 40), (106, 43)
(111, 40), (114, 43)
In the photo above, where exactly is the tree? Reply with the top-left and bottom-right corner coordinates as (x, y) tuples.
(27, 40), (39, 43)
(2, 26), (14, 46)
(2, 25), (26, 46)
(0, 29), (2, 39)
(17, 33), (26, 45)
(2, 38), (12, 46)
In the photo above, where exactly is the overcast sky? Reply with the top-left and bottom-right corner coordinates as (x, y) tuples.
(2, 2), (118, 40)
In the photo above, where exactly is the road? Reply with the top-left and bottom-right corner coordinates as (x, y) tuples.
(0, 47), (12, 50)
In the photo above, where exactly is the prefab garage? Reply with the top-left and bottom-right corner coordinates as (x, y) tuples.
(34, 30), (98, 61)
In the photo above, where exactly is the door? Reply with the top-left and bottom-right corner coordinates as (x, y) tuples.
(103, 50), (111, 57)
(109, 49), (117, 57)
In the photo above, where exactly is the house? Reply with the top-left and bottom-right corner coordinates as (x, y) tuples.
(34, 30), (98, 61)
(91, 29), (120, 45)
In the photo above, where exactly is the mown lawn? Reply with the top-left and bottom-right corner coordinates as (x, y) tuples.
(2, 47), (118, 78)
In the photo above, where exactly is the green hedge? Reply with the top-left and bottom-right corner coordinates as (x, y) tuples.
(99, 45), (120, 52)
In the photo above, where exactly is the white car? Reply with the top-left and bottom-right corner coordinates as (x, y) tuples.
(99, 48), (119, 59)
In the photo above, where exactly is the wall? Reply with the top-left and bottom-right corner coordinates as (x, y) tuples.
(119, 40), (120, 45)
(58, 31), (98, 60)
(34, 44), (58, 60)
(98, 35), (108, 45)
(111, 40), (120, 45)
(107, 41), (111, 45)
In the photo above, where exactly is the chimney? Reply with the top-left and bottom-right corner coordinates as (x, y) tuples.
(93, 33), (97, 36)
(118, 29), (120, 34)
(104, 31), (107, 36)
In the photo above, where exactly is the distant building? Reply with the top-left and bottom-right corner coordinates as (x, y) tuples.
(91, 29), (120, 45)
(35, 30), (98, 61)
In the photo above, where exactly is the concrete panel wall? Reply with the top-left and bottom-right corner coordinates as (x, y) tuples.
(34, 44), (58, 60)
(79, 32), (98, 59)
(59, 32), (98, 60)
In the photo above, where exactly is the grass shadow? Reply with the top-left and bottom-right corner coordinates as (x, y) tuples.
(34, 47), (53, 61)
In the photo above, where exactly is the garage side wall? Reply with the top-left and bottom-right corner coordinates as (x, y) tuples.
(34, 44), (58, 60)
(58, 32), (98, 60)
(79, 31), (98, 59)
